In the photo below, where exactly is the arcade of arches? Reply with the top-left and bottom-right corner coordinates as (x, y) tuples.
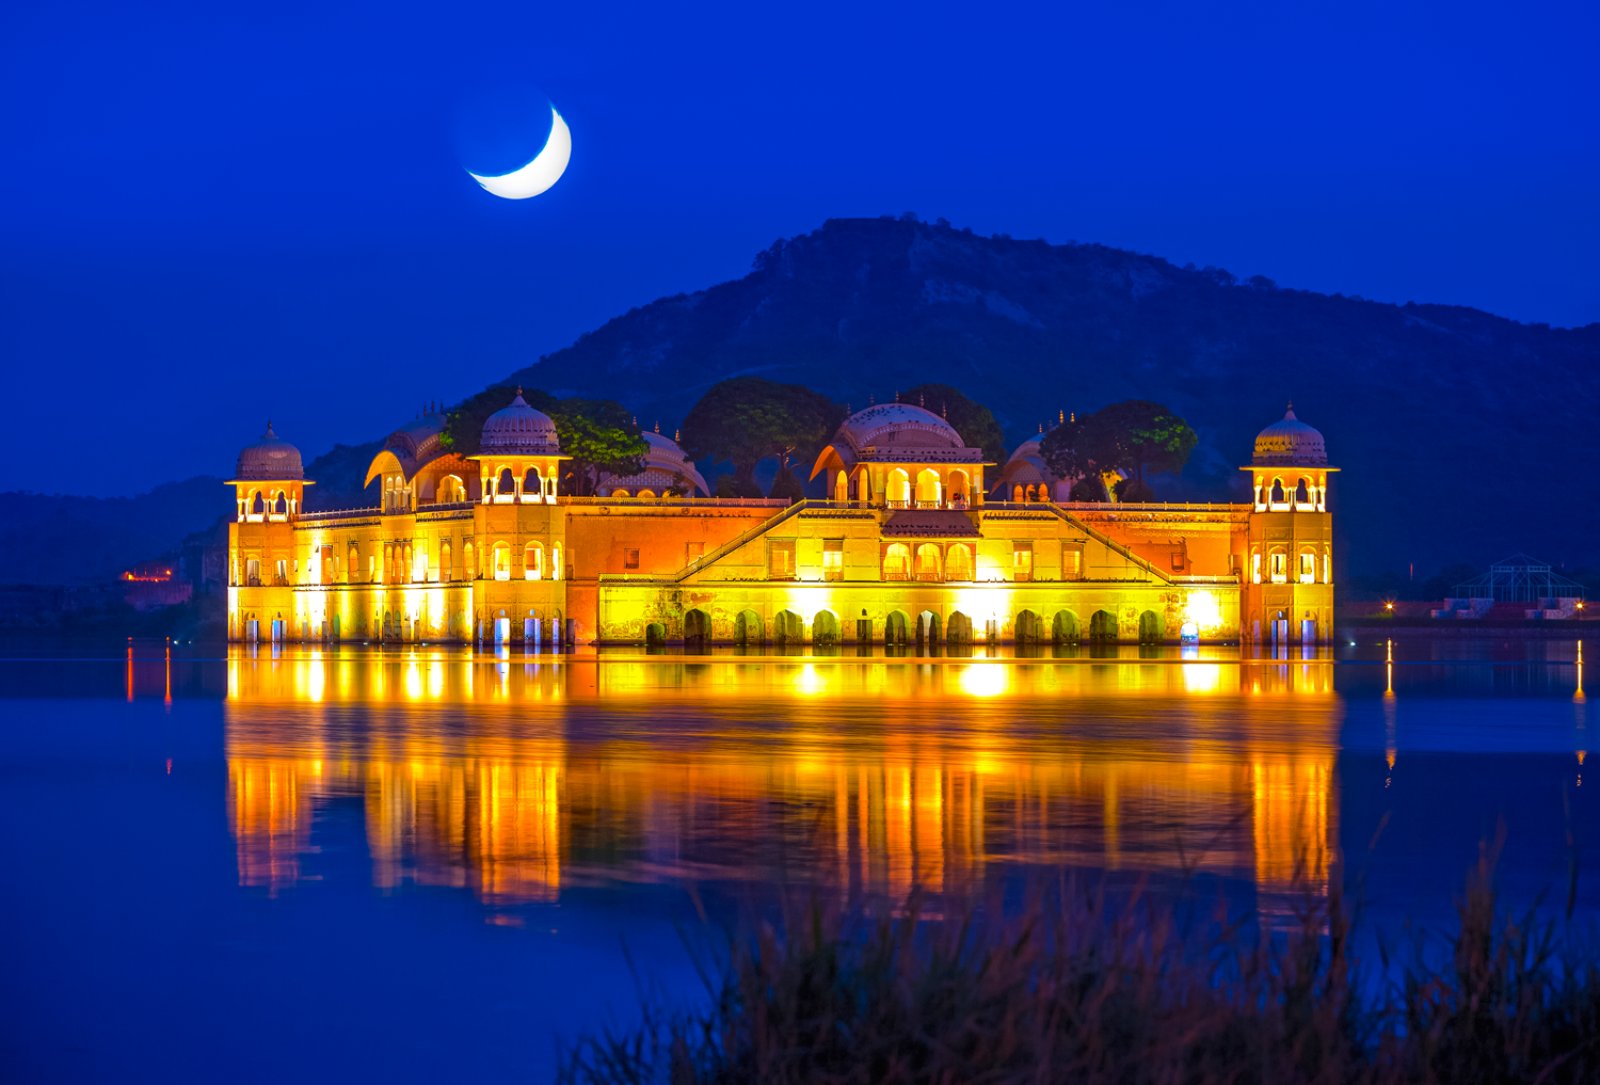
(229, 398), (1333, 647)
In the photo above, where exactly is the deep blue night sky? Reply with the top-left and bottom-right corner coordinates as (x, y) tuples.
(2, 1), (1594, 495)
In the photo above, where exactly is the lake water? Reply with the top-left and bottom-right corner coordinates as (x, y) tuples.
(1, 636), (1593, 1080)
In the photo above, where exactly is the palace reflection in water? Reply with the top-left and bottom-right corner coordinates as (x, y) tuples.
(221, 646), (1340, 916)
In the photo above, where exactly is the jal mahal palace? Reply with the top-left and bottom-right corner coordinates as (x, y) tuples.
(226, 396), (1336, 649)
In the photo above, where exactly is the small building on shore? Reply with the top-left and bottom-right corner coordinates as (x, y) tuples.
(1433, 554), (1586, 621)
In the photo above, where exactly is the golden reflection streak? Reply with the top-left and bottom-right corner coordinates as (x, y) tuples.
(222, 647), (1340, 913)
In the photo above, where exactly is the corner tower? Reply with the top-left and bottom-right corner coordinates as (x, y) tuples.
(227, 422), (311, 641)
(1242, 406), (1336, 646)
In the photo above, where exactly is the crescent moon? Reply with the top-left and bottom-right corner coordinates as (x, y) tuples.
(467, 105), (571, 200)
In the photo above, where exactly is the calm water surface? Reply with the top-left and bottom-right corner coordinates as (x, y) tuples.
(1, 636), (1593, 1080)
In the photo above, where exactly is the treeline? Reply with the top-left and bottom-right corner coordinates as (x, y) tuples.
(443, 379), (1197, 501)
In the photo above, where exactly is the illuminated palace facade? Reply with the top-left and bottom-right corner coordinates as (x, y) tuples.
(227, 396), (1336, 647)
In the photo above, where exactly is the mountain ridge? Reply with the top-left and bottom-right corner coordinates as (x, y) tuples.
(5, 216), (1594, 584)
(505, 216), (1599, 575)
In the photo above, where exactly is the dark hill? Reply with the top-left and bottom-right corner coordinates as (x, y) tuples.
(0, 476), (232, 585)
(509, 216), (1600, 577)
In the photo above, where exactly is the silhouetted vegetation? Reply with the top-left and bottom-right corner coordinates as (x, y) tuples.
(680, 377), (844, 499)
(1041, 400), (1197, 500)
(563, 872), (1600, 1084)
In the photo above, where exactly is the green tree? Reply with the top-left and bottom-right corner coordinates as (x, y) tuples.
(1092, 400), (1198, 483)
(681, 378), (843, 497)
(438, 386), (644, 496)
(550, 399), (647, 497)
(901, 383), (1007, 463)
(1039, 414), (1112, 499)
(1041, 401), (1196, 500)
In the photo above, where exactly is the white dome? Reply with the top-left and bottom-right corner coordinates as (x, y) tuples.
(833, 403), (966, 454)
(1252, 406), (1328, 466)
(234, 422), (304, 481)
(600, 430), (710, 496)
(481, 389), (560, 455)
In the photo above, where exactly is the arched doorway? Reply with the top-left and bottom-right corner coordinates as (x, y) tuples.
(884, 611), (910, 647)
(914, 543), (942, 582)
(886, 468), (911, 507)
(833, 472), (848, 503)
(914, 468), (941, 507)
(1052, 610), (1080, 645)
(948, 469), (970, 507)
(1089, 610), (1117, 641)
(883, 543), (911, 581)
(947, 611), (973, 645)
(945, 543), (974, 582)
(1138, 610), (1164, 644)
(684, 608), (711, 648)
(645, 622), (667, 648)
(734, 610), (764, 647)
(774, 610), (803, 646)
(916, 609), (941, 649)
(813, 610), (839, 647)
(1015, 610), (1043, 644)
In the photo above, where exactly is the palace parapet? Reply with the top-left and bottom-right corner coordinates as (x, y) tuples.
(227, 398), (1336, 647)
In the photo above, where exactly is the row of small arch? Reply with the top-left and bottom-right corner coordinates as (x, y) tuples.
(656, 608), (1165, 646)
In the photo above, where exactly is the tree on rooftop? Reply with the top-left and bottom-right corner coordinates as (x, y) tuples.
(681, 377), (844, 498)
(551, 399), (647, 497)
(1041, 400), (1197, 500)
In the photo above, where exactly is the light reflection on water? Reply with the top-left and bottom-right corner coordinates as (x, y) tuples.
(2, 638), (1591, 1079)
(219, 645), (1348, 915)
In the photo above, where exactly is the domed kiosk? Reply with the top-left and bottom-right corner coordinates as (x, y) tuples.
(480, 389), (561, 456)
(1241, 404), (1337, 648)
(1250, 405), (1329, 468)
(811, 402), (987, 508)
(471, 389), (568, 504)
(229, 422), (311, 522)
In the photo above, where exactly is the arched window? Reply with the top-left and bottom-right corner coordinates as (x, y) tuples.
(1270, 549), (1287, 583)
(1012, 484), (1024, 502)
(1299, 549), (1317, 584)
(914, 543), (942, 582)
(882, 542), (911, 581)
(463, 540), (476, 579)
(945, 543), (974, 581)
(496, 468), (515, 500)
(437, 475), (465, 504)
(492, 542), (510, 581)
(403, 543), (414, 583)
(886, 469), (911, 508)
(1269, 478), (1286, 505)
(948, 469), (970, 506)
(1294, 478), (1311, 506)
(611, 488), (630, 497)
(250, 491), (265, 518)
(522, 467), (542, 501)
(524, 541), (544, 580)
(441, 541), (453, 581)
(834, 472), (848, 503)
(915, 468), (941, 507)
(348, 543), (359, 582)
(272, 491), (288, 517)
(637, 489), (656, 499)
(552, 543), (563, 580)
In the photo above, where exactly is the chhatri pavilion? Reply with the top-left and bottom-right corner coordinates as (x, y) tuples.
(227, 396), (1335, 647)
